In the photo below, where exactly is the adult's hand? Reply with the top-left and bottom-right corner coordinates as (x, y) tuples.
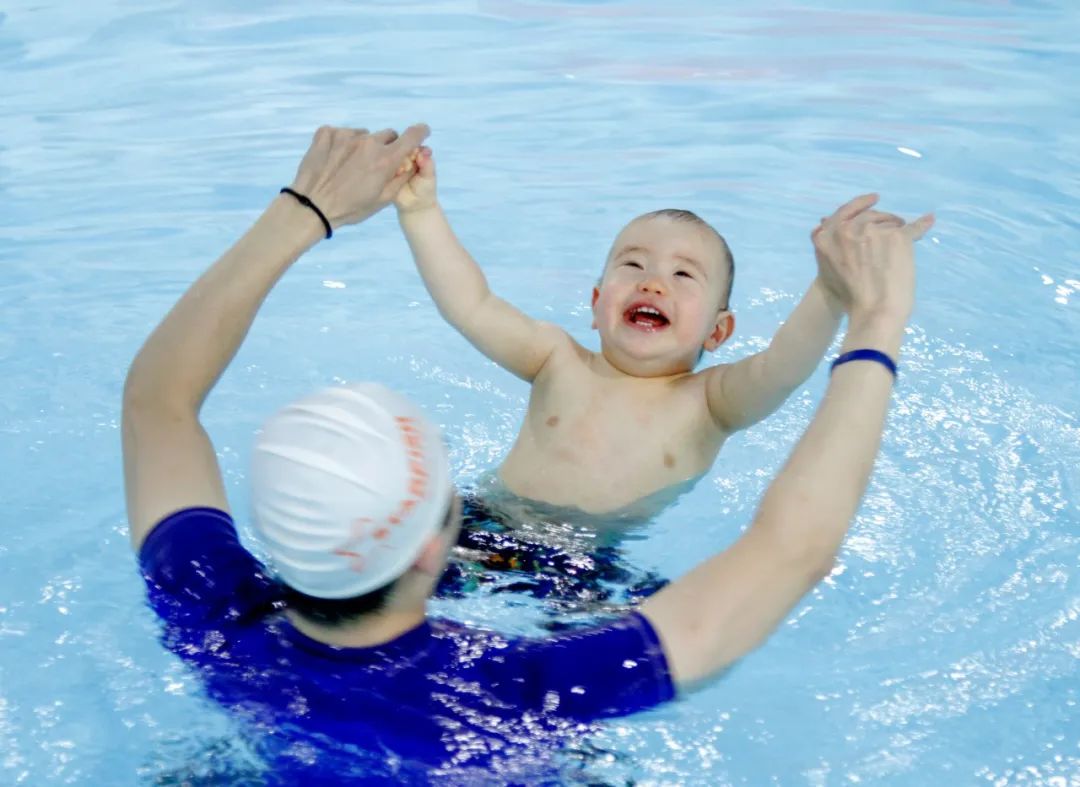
(288, 124), (431, 231)
(812, 193), (934, 322)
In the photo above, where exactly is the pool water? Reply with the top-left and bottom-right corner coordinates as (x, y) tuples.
(1, 1), (1078, 784)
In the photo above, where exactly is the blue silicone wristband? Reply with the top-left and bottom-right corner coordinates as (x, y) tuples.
(830, 349), (898, 379)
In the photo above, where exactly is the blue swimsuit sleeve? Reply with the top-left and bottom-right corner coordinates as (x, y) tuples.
(488, 611), (676, 722)
(138, 507), (282, 632)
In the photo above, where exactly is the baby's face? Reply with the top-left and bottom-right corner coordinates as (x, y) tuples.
(592, 217), (732, 375)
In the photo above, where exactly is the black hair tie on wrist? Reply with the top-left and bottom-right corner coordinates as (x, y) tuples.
(280, 187), (333, 239)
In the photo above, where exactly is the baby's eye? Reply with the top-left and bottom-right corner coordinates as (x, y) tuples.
(622, 260), (643, 269)
(675, 270), (695, 279)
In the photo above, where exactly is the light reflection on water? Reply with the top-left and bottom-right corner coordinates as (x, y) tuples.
(1, 0), (1077, 784)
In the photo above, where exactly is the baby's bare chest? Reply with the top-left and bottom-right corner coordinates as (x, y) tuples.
(524, 371), (721, 470)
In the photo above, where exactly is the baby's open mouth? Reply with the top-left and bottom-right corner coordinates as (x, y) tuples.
(624, 304), (670, 330)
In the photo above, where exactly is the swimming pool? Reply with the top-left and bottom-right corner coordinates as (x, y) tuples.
(1, 0), (1077, 783)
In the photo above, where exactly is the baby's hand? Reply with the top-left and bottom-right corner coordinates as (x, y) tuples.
(394, 146), (438, 214)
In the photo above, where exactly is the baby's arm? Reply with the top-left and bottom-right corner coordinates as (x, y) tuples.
(394, 149), (564, 382)
(707, 279), (843, 432)
(707, 196), (904, 432)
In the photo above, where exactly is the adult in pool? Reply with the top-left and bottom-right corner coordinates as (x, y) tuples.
(123, 123), (933, 781)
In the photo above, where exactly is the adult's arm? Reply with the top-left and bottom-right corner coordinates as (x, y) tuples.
(641, 208), (934, 689)
(122, 124), (429, 550)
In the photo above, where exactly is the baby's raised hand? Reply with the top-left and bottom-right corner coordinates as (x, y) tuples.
(394, 146), (438, 214)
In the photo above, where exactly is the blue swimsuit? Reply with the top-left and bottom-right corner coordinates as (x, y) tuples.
(140, 508), (675, 783)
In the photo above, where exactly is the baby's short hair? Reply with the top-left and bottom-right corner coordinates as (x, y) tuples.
(636, 209), (735, 310)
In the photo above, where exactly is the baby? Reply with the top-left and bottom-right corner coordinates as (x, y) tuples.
(394, 147), (855, 516)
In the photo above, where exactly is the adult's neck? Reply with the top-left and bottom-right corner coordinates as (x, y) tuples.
(285, 605), (427, 649)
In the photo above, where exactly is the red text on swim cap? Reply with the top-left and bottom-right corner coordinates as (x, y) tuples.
(333, 416), (432, 573)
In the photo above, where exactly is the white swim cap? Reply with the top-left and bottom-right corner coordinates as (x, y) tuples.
(250, 383), (452, 599)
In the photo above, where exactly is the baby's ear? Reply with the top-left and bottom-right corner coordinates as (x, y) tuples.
(590, 287), (600, 329)
(703, 312), (735, 351)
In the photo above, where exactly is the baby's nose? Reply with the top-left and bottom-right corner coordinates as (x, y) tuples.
(638, 276), (666, 294)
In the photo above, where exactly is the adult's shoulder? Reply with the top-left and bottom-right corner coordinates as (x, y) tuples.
(139, 506), (237, 563)
(140, 506), (281, 633)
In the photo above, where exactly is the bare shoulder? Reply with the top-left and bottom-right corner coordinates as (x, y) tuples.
(690, 360), (730, 391)
(689, 362), (735, 430)
(535, 320), (575, 348)
(527, 328), (605, 403)
(535, 321), (590, 366)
